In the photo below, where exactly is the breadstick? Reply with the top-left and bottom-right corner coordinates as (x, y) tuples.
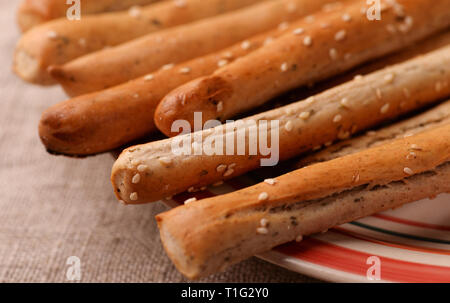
(50, 0), (352, 96)
(14, 0), (262, 85)
(155, 0), (450, 136)
(17, 0), (162, 32)
(156, 124), (450, 279)
(111, 45), (450, 204)
(40, 29), (450, 156)
(296, 100), (450, 168)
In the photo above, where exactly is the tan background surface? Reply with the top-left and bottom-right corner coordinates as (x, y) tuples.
(0, 1), (319, 282)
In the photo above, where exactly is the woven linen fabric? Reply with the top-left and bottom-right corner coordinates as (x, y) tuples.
(0, 1), (319, 283)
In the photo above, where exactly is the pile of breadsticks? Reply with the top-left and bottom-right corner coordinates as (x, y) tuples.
(13, 0), (450, 279)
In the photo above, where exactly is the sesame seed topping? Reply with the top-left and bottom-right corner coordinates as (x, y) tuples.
(47, 31), (58, 39)
(334, 30), (347, 41)
(213, 181), (224, 187)
(286, 3), (297, 13)
(144, 74), (154, 81)
(162, 63), (174, 70)
(313, 145), (322, 151)
(132, 174), (141, 184)
(216, 164), (227, 173)
(303, 36), (313, 46)
(305, 96), (316, 104)
(184, 197), (197, 204)
(305, 15), (315, 23)
(256, 227), (269, 235)
(264, 37), (274, 45)
(352, 172), (360, 183)
(325, 141), (333, 147)
(280, 62), (289, 72)
(133, 93), (139, 99)
(338, 130), (350, 140)
(367, 131), (376, 136)
(296, 235), (303, 242)
(342, 13), (352, 22)
(128, 6), (141, 17)
(137, 165), (148, 172)
(386, 24), (397, 34)
(293, 28), (305, 35)
(403, 167), (414, 175)
(260, 218), (269, 227)
(222, 52), (233, 59)
(258, 192), (269, 201)
(158, 157), (172, 166)
(285, 121), (293, 132)
(354, 75), (363, 81)
(179, 67), (191, 74)
(333, 114), (342, 123)
(340, 97), (350, 108)
(299, 111), (311, 120)
(174, 0), (187, 8)
(78, 38), (87, 47)
(228, 163), (237, 169)
(320, 23), (330, 28)
(223, 168), (234, 177)
(217, 101), (223, 113)
(264, 179), (277, 185)
(406, 152), (416, 160)
(410, 144), (422, 151)
(380, 103), (390, 114)
(376, 88), (383, 99)
(130, 192), (138, 201)
(384, 73), (395, 84)
(329, 48), (338, 60)
(278, 22), (289, 31)
(187, 187), (195, 193)
(217, 59), (228, 67)
(241, 40), (251, 50)
(322, 2), (343, 12)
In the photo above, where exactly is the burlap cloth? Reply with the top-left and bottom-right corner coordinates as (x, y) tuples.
(0, 1), (319, 282)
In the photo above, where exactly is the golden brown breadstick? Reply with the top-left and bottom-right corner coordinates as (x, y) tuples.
(17, 0), (162, 32)
(156, 124), (450, 279)
(14, 0), (262, 85)
(296, 100), (450, 168)
(50, 0), (351, 96)
(39, 29), (450, 156)
(155, 0), (450, 136)
(111, 45), (450, 204)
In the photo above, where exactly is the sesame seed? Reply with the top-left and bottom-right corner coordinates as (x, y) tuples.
(322, 2), (343, 12)
(303, 36), (312, 46)
(217, 101), (223, 112)
(162, 63), (174, 70)
(47, 31), (58, 39)
(293, 28), (305, 35)
(144, 74), (154, 81)
(131, 159), (140, 166)
(200, 186), (207, 191)
(313, 145), (322, 151)
(286, 3), (297, 13)
(305, 96), (316, 104)
(213, 181), (224, 187)
(179, 67), (191, 74)
(217, 164), (227, 173)
(137, 165), (148, 172)
(285, 121), (293, 132)
(187, 187), (195, 193)
(386, 24), (397, 34)
(256, 227), (269, 235)
(342, 13), (352, 22)
(264, 37), (274, 45)
(406, 152), (416, 160)
(367, 131), (376, 136)
(320, 23), (330, 28)
(380, 103), (390, 114)
(132, 174), (141, 184)
(260, 218), (269, 227)
(223, 168), (234, 177)
(278, 22), (289, 31)
(296, 235), (303, 242)
(325, 141), (333, 147)
(222, 52), (233, 59)
(338, 130), (350, 140)
(184, 197), (197, 204)
(217, 59), (228, 67)
(334, 30), (347, 41)
(78, 38), (87, 47)
(354, 75), (363, 81)
(376, 88), (383, 99)
(174, 0), (187, 8)
(280, 62), (289, 72)
(264, 179), (277, 185)
(384, 73), (395, 84)
(285, 108), (294, 115)
(258, 192), (269, 201)
(133, 93), (139, 99)
(299, 111), (311, 120)
(340, 97), (350, 108)
(228, 163), (237, 169)
(329, 48), (338, 60)
(158, 157), (172, 166)
(305, 15), (315, 23)
(333, 114), (342, 123)
(352, 172), (360, 183)
(119, 200), (127, 206)
(241, 40), (251, 50)
(130, 192), (138, 201)
(403, 167), (414, 175)
(128, 6), (141, 17)
(410, 144), (422, 151)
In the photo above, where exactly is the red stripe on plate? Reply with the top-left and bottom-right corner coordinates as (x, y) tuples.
(276, 237), (450, 283)
(372, 214), (450, 231)
(333, 227), (450, 255)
